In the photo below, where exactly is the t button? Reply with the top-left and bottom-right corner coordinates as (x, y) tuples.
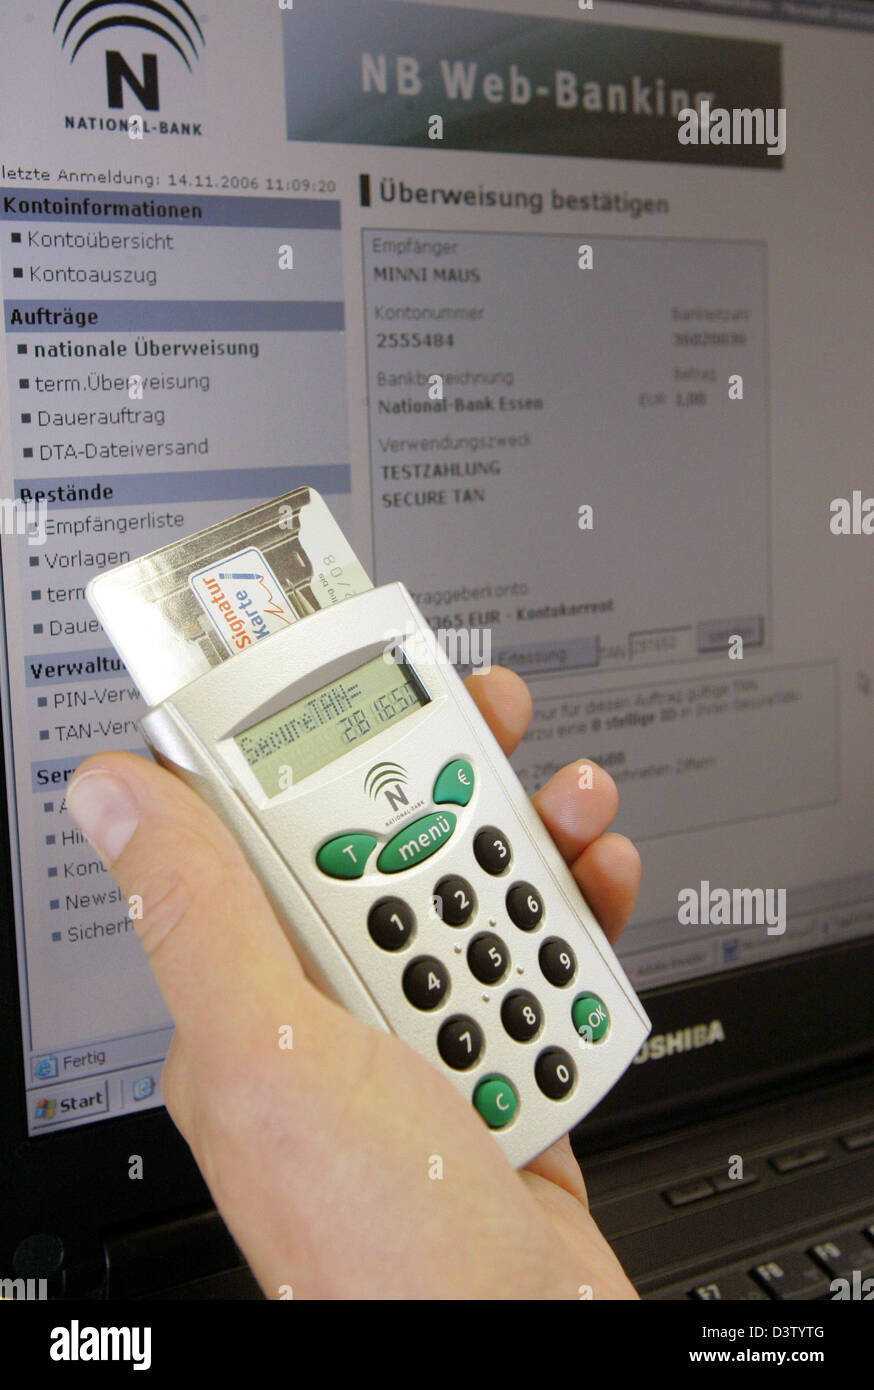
(316, 833), (377, 879)
(433, 758), (474, 806)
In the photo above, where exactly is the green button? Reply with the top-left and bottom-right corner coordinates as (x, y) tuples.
(572, 993), (610, 1042)
(377, 810), (457, 873)
(474, 1075), (517, 1129)
(317, 833), (377, 879)
(433, 758), (474, 807)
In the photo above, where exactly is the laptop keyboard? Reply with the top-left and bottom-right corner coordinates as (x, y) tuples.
(580, 1076), (874, 1302)
(646, 1217), (874, 1299)
(659, 1127), (874, 1212)
(647, 1124), (874, 1298)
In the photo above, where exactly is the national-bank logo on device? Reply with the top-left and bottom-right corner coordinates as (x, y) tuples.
(365, 760), (410, 810)
(189, 548), (299, 654)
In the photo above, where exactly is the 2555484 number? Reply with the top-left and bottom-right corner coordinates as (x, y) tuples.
(375, 333), (455, 349)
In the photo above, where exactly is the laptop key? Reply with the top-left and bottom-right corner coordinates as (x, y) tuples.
(712, 1168), (760, 1192)
(664, 1177), (716, 1207)
(840, 1127), (874, 1152)
(769, 1145), (828, 1174)
(809, 1227), (874, 1279)
(752, 1253), (831, 1300)
(691, 1273), (769, 1300)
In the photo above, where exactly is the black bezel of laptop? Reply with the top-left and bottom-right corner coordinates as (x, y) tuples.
(3, 722), (873, 1296)
(576, 935), (874, 1152)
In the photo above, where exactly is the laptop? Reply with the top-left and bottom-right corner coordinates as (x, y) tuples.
(1, 0), (872, 1300)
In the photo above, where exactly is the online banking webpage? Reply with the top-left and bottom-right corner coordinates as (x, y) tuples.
(0, 0), (871, 1134)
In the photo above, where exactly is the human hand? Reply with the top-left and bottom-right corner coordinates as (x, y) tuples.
(66, 665), (643, 1300)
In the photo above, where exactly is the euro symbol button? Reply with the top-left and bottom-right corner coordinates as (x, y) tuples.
(433, 758), (474, 807)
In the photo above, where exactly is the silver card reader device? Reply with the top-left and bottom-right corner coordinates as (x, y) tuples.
(87, 488), (650, 1168)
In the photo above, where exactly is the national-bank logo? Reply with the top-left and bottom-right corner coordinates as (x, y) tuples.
(365, 761), (410, 811)
(51, 0), (207, 129)
(54, 1), (205, 72)
(365, 760), (426, 826)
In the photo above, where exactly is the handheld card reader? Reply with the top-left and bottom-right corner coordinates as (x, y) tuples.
(87, 489), (650, 1168)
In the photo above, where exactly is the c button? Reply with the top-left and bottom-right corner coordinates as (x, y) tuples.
(473, 1075), (517, 1129)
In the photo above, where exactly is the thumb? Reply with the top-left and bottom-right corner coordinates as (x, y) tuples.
(65, 751), (313, 1045)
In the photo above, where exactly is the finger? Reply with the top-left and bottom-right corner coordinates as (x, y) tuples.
(520, 1139), (639, 1299)
(520, 1166), (641, 1300)
(464, 676), (620, 865)
(463, 664), (532, 756)
(523, 1133), (589, 1205)
(463, 678), (639, 942)
(569, 832), (642, 946)
(531, 760), (619, 862)
(65, 752), (316, 1046)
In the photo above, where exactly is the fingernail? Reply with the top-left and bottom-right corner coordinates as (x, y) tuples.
(67, 770), (140, 865)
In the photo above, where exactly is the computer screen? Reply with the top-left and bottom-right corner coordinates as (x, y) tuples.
(1, 0), (872, 1135)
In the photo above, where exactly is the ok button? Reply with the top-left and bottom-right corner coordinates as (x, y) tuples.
(571, 993), (610, 1043)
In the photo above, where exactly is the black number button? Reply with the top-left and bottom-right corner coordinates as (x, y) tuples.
(506, 882), (544, 930)
(437, 1016), (484, 1070)
(535, 1048), (576, 1100)
(473, 826), (512, 875)
(501, 989), (543, 1042)
(467, 931), (510, 985)
(433, 874), (476, 926)
(403, 956), (449, 1010)
(368, 897), (414, 951)
(539, 937), (577, 986)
